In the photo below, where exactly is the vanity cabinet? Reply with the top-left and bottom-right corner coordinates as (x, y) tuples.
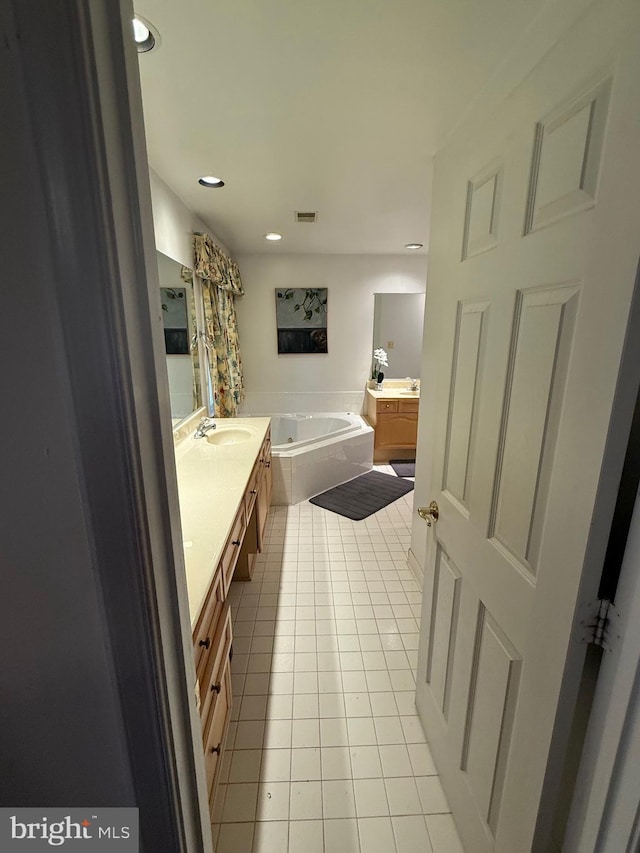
(236, 430), (272, 581)
(187, 421), (272, 809)
(366, 392), (419, 462)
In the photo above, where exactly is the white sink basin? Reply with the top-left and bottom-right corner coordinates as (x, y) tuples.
(398, 390), (420, 396)
(207, 428), (254, 446)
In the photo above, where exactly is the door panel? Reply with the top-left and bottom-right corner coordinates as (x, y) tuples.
(425, 547), (462, 719)
(491, 283), (580, 574)
(461, 605), (521, 835)
(443, 300), (489, 510)
(415, 3), (640, 851)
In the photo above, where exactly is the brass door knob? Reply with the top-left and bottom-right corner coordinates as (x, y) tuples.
(418, 501), (439, 526)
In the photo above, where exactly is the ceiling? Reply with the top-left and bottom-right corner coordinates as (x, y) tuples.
(136, 0), (544, 255)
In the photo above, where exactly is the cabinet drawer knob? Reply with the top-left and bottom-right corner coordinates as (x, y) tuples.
(210, 742), (222, 755)
(211, 682), (221, 694)
(199, 637), (210, 649)
(232, 539), (241, 546)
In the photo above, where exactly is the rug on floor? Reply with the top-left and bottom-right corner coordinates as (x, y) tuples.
(389, 459), (416, 478)
(309, 470), (414, 520)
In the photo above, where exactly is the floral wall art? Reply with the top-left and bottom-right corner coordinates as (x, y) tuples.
(275, 288), (328, 354)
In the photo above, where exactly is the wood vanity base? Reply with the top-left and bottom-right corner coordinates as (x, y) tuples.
(189, 424), (272, 811)
(365, 392), (419, 463)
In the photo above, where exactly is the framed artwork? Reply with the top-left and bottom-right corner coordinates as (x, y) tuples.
(275, 288), (328, 354)
(160, 286), (190, 354)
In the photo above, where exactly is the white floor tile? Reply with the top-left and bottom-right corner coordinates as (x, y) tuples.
(256, 781), (291, 821)
(228, 749), (262, 783)
(347, 717), (377, 746)
(349, 745), (382, 779)
(291, 718), (320, 748)
(320, 717), (348, 747)
(287, 819), (323, 853)
(216, 821), (254, 853)
(344, 693), (372, 718)
(391, 815), (434, 853)
(235, 720), (266, 750)
(289, 781), (323, 820)
(321, 746), (351, 780)
(221, 782), (259, 822)
(378, 744), (413, 778)
(324, 819), (360, 853)
(322, 779), (356, 818)
(263, 719), (292, 749)
(353, 778), (389, 817)
(212, 485), (461, 852)
(373, 716), (405, 745)
(252, 820), (289, 853)
(290, 747), (321, 781)
(357, 816), (396, 853)
(260, 749), (291, 782)
(385, 776), (422, 816)
(341, 671), (368, 693)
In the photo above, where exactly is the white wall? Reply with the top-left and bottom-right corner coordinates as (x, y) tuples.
(149, 167), (228, 265)
(235, 253), (427, 413)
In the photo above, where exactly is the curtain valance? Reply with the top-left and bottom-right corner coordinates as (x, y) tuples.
(191, 233), (244, 295)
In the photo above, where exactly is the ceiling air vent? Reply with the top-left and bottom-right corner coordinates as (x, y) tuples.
(295, 211), (317, 223)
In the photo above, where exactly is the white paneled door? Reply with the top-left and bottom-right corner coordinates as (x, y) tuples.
(415, 1), (640, 851)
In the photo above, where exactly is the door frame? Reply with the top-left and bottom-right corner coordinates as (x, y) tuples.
(5, 0), (212, 848)
(564, 260), (640, 851)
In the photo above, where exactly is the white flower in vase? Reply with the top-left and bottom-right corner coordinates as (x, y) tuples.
(372, 348), (389, 385)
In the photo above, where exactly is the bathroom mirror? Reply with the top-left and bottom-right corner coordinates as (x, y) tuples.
(373, 292), (426, 379)
(157, 251), (198, 424)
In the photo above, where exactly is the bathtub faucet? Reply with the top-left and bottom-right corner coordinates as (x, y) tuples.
(194, 417), (216, 438)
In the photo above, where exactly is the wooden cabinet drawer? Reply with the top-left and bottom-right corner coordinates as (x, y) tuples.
(220, 504), (245, 593)
(398, 399), (419, 414)
(199, 601), (232, 726)
(192, 565), (224, 675)
(202, 650), (232, 806)
(377, 399), (398, 413)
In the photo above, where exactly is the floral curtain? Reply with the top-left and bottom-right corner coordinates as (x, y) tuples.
(181, 234), (245, 418)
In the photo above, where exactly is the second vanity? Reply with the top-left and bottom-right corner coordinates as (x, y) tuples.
(173, 412), (272, 810)
(365, 381), (420, 462)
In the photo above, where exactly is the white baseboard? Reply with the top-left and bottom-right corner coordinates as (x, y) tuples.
(407, 547), (423, 590)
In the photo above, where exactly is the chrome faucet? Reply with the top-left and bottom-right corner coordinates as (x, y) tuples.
(408, 378), (419, 391)
(194, 417), (217, 438)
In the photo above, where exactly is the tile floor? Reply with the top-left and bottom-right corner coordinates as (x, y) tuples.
(212, 466), (464, 853)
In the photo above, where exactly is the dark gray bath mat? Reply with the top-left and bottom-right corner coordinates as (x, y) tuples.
(309, 470), (414, 520)
(389, 459), (416, 478)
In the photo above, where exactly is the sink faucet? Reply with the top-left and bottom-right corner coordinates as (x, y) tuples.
(408, 378), (419, 391)
(194, 417), (216, 438)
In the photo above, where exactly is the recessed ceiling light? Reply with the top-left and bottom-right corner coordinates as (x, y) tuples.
(265, 233), (282, 241)
(132, 15), (159, 53)
(405, 243), (423, 250)
(198, 176), (225, 188)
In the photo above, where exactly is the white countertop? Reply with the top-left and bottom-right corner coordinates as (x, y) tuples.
(173, 415), (271, 627)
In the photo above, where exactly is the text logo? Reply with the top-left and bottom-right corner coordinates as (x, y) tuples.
(0, 809), (138, 851)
